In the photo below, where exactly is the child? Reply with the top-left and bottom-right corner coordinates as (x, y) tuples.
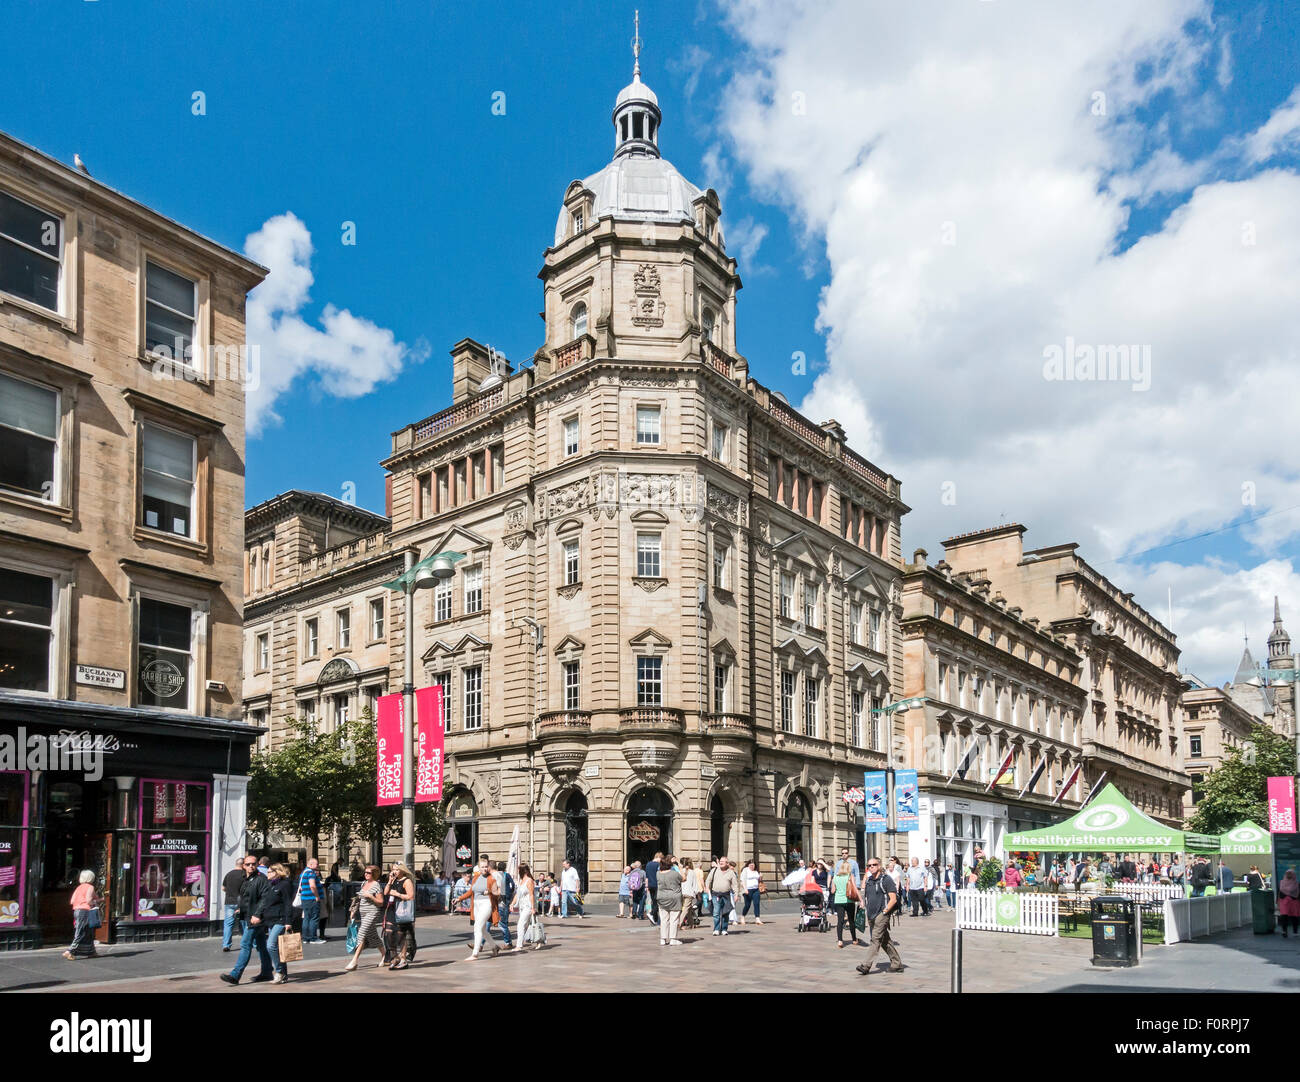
(548, 876), (561, 916)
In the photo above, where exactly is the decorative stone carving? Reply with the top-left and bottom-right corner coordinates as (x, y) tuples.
(557, 583), (582, 600)
(633, 577), (668, 593)
(485, 771), (501, 809)
(631, 296), (666, 327)
(547, 478), (591, 518)
(620, 374), (681, 388)
(503, 534), (526, 550)
(620, 472), (677, 507)
(633, 263), (661, 295)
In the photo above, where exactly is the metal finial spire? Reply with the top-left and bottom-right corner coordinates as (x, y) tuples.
(632, 9), (642, 79)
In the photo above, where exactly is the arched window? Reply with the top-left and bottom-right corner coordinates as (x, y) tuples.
(626, 786), (673, 866)
(701, 307), (716, 344)
(785, 792), (812, 871)
(570, 302), (588, 339)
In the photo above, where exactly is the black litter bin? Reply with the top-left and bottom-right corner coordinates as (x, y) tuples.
(1251, 889), (1276, 934)
(1090, 896), (1139, 967)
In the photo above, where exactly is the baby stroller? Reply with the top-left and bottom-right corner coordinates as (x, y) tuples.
(796, 890), (829, 932)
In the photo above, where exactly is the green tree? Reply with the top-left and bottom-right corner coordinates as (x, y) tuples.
(1187, 722), (1295, 836)
(976, 856), (1004, 891)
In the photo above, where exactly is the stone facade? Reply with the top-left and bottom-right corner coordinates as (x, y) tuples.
(940, 524), (1190, 825)
(1179, 683), (1258, 818)
(899, 550), (1089, 867)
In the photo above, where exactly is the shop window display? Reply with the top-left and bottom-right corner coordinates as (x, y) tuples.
(136, 780), (209, 919)
(0, 771), (28, 927)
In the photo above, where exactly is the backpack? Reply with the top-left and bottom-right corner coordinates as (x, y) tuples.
(628, 869), (645, 892)
(504, 873), (516, 903)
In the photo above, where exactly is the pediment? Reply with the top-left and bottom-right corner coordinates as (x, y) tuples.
(424, 524), (493, 556)
(845, 562), (888, 600)
(710, 637), (737, 659)
(772, 530), (828, 574)
(553, 634), (586, 656)
(630, 627), (673, 650)
(774, 637), (829, 666)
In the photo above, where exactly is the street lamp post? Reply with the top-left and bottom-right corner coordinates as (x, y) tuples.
(386, 549), (465, 870)
(870, 697), (926, 835)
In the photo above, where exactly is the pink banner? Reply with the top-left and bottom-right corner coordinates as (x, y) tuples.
(415, 685), (445, 803)
(376, 693), (404, 807)
(1267, 776), (1297, 834)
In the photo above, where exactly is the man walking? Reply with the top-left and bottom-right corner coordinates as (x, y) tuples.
(560, 859), (585, 918)
(298, 857), (326, 944)
(646, 851), (662, 925)
(1190, 857), (1213, 897)
(220, 854), (274, 985)
(905, 857), (926, 917)
(221, 860), (245, 951)
(494, 861), (515, 947)
(706, 857), (739, 935)
(1217, 860), (1234, 894)
(856, 858), (903, 976)
(839, 847), (862, 889)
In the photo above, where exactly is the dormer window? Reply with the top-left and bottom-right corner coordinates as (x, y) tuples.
(571, 302), (588, 339)
(701, 308), (716, 344)
(572, 209), (585, 235)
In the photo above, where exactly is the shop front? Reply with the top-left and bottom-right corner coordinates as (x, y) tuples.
(0, 694), (258, 951)
(920, 791), (1008, 871)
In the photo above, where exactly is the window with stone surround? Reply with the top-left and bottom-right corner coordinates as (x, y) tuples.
(463, 565), (483, 615)
(564, 416), (579, 457)
(636, 532), (662, 578)
(563, 539), (580, 586)
(304, 617), (319, 659)
(780, 671), (795, 732)
(803, 676), (819, 738)
(463, 665), (483, 730)
(0, 371), (59, 503)
(0, 187), (65, 313)
(434, 578), (452, 623)
(563, 660), (581, 711)
(637, 656), (663, 706)
(635, 405), (661, 445)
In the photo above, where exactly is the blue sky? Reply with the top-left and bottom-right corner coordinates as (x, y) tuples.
(3, 1), (1298, 683)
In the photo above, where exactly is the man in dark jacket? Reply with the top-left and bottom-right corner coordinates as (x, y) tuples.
(221, 862), (247, 951)
(220, 855), (274, 985)
(1190, 857), (1214, 897)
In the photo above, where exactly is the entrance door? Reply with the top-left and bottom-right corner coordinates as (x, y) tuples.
(709, 795), (725, 861)
(563, 791), (588, 890)
(85, 833), (112, 943)
(626, 787), (672, 868)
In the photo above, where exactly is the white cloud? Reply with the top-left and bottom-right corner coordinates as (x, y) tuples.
(726, 214), (770, 267)
(243, 213), (426, 436)
(1244, 84), (1300, 163)
(716, 0), (1300, 679)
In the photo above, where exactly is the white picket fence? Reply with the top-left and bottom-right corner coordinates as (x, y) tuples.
(1099, 883), (1182, 904)
(955, 888), (1059, 936)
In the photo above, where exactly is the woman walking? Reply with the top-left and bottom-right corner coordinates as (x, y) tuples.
(457, 856), (501, 959)
(831, 859), (861, 948)
(738, 859), (764, 925)
(62, 870), (99, 960)
(1278, 869), (1300, 938)
(385, 862), (417, 969)
(618, 866), (632, 918)
(679, 858), (699, 929)
(264, 863), (295, 984)
(512, 863), (538, 951)
(344, 865), (387, 971)
(656, 855), (684, 945)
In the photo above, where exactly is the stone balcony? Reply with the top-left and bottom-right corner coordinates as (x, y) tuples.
(704, 712), (755, 776)
(618, 707), (684, 778)
(537, 709), (591, 780)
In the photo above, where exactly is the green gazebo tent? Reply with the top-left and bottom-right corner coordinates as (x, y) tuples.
(1003, 783), (1218, 853)
(1219, 820), (1273, 855)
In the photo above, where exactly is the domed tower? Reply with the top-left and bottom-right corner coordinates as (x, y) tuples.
(1267, 596), (1292, 665)
(1267, 596), (1296, 736)
(541, 11), (740, 369)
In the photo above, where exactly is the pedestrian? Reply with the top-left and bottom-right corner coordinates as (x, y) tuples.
(1190, 857), (1213, 898)
(618, 865), (632, 918)
(257, 856), (271, 877)
(627, 861), (647, 919)
(657, 853), (684, 945)
(831, 859), (861, 948)
(1004, 861), (1022, 890)
(511, 863), (539, 951)
(384, 862), (417, 969)
(738, 859), (764, 925)
(493, 861), (515, 950)
(646, 851), (662, 925)
(62, 870), (99, 960)
(944, 863), (957, 907)
(1170, 857), (1184, 889)
(220, 854), (275, 985)
(1277, 869), (1300, 938)
(1246, 865), (1265, 892)
(1217, 860), (1234, 894)
(680, 857), (699, 929)
(298, 857), (326, 944)
(457, 856), (502, 960)
(452, 868), (471, 914)
(221, 860), (245, 951)
(264, 863), (295, 985)
(856, 857), (903, 976)
(560, 858), (585, 919)
(548, 875), (561, 916)
(706, 857), (739, 935)
(838, 847), (862, 888)
(344, 864), (387, 971)
(905, 857), (926, 917)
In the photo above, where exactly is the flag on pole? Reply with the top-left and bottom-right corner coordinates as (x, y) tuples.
(1017, 757), (1046, 798)
(986, 748), (1015, 792)
(1052, 764), (1082, 805)
(948, 736), (982, 784)
(1081, 771), (1108, 806)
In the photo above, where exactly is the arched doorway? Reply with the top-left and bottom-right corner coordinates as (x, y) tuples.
(445, 789), (478, 873)
(784, 792), (812, 871)
(709, 794), (725, 861)
(626, 787), (672, 867)
(563, 790), (588, 890)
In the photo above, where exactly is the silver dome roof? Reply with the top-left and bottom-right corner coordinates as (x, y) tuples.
(554, 155), (702, 246)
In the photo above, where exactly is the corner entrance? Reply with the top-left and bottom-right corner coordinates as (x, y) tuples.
(626, 787), (672, 867)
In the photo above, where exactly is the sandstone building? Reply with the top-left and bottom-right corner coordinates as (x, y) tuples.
(0, 130), (265, 947)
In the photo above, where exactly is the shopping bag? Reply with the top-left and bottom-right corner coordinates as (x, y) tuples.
(278, 931), (303, 962)
(87, 907), (102, 930)
(346, 920), (359, 952)
(855, 907), (867, 933)
(528, 917), (547, 946)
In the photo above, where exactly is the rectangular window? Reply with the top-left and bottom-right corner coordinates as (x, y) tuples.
(492, 444), (504, 490)
(473, 452), (484, 497)
(369, 598), (384, 640)
(304, 618), (319, 657)
(780, 573), (795, 619)
(564, 417), (579, 457)
(137, 597), (193, 709)
(851, 689), (864, 748)
(145, 261), (197, 365)
(781, 671), (795, 732)
(303, 698), (317, 728)
(635, 405), (661, 445)
(437, 468), (449, 510)
(1189, 734), (1202, 758)
(333, 693), (350, 727)
(870, 696), (884, 750)
(938, 662), (949, 700)
(711, 422), (728, 462)
(803, 582), (819, 629)
(712, 542), (728, 590)
(849, 602), (863, 645)
(136, 780), (210, 921)
(713, 664), (728, 713)
(435, 578), (452, 622)
(418, 473), (432, 518)
(869, 609), (881, 651)
(454, 460), (466, 504)
(336, 607), (351, 649)
(256, 632), (269, 671)
(0, 372), (58, 501)
(434, 672), (451, 731)
(463, 665), (483, 730)
(563, 540), (580, 586)
(804, 677), (819, 738)
(464, 566), (483, 615)
(366, 685), (382, 719)
(563, 661), (581, 711)
(141, 424), (196, 538)
(636, 532), (661, 578)
(0, 567), (54, 693)
(0, 188), (62, 312)
(636, 656), (663, 706)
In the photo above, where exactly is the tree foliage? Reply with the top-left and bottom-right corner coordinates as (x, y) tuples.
(248, 706), (445, 863)
(1187, 722), (1295, 836)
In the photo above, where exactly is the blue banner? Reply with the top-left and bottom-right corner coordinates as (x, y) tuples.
(895, 769), (919, 831)
(863, 771), (887, 833)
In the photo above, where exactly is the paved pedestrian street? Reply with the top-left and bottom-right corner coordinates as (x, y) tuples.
(7, 901), (1103, 994)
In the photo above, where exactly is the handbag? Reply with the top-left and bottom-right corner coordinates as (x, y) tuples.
(396, 897), (415, 922)
(86, 906), (102, 930)
(847, 879), (861, 903)
(292, 889), (302, 909)
(346, 920), (359, 952)
(277, 930), (303, 962)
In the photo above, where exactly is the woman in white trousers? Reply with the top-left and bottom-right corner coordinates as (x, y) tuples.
(455, 859), (500, 960)
(512, 864), (539, 951)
